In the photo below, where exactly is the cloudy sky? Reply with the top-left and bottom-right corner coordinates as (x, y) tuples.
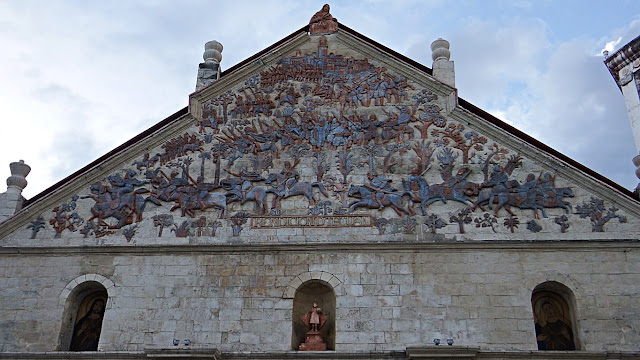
(0, 1), (639, 198)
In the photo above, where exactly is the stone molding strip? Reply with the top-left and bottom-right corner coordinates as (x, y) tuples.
(0, 349), (638, 360)
(1, 239), (639, 256)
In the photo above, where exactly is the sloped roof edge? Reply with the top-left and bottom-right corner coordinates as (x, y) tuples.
(22, 107), (189, 207)
(458, 98), (637, 199)
(339, 22), (636, 200)
(21, 21), (638, 210)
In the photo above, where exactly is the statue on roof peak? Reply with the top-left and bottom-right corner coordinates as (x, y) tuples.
(309, 4), (338, 35)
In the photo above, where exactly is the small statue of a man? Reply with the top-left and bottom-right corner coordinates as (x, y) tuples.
(301, 302), (327, 332)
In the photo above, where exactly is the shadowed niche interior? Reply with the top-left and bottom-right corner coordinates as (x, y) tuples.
(531, 281), (580, 351)
(58, 281), (108, 351)
(292, 280), (336, 350)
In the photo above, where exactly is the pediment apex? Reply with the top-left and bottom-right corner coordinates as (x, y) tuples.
(189, 26), (456, 121)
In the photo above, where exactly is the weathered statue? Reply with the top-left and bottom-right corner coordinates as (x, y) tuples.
(299, 302), (328, 351)
(301, 302), (327, 332)
(309, 4), (338, 35)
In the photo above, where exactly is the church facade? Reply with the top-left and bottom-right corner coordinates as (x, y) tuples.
(1, 6), (639, 360)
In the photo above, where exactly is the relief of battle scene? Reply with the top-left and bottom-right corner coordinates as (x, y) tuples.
(25, 36), (630, 242)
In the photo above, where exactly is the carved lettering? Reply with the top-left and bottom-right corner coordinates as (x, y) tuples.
(251, 215), (372, 228)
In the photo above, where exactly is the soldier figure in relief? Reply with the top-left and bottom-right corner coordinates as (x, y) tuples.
(364, 171), (397, 209)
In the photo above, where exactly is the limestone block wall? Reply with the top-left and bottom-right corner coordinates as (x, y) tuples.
(1, 244), (638, 352)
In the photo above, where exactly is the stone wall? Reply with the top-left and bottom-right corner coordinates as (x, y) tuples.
(1, 243), (638, 353)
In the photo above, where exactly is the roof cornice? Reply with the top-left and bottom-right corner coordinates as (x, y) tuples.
(604, 34), (640, 89)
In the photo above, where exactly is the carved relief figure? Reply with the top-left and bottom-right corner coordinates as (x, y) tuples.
(70, 298), (106, 351)
(347, 182), (410, 216)
(266, 159), (329, 208)
(221, 168), (270, 215)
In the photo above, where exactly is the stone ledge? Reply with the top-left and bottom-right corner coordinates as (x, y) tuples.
(221, 351), (405, 360)
(0, 350), (638, 360)
(0, 351), (146, 359)
(1, 239), (640, 256)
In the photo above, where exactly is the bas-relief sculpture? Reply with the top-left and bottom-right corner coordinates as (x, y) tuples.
(26, 35), (631, 242)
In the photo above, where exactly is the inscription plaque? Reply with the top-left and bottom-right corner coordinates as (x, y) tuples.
(251, 215), (372, 229)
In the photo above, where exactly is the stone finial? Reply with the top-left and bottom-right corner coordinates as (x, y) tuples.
(431, 38), (451, 61)
(203, 40), (223, 64)
(196, 40), (223, 91)
(0, 160), (31, 222)
(7, 160), (30, 192)
(309, 4), (338, 35)
(431, 38), (455, 88)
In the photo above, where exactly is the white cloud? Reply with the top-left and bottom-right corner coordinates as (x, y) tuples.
(452, 21), (637, 189)
(601, 37), (622, 56)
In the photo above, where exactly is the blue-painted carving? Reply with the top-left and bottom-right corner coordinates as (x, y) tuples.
(27, 217), (46, 239)
(575, 197), (627, 232)
(50, 196), (83, 238)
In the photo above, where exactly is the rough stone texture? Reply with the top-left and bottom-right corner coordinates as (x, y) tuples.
(0, 246), (639, 353)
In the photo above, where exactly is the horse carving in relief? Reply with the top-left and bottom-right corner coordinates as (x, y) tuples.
(220, 178), (270, 215)
(84, 184), (161, 229)
(402, 167), (479, 216)
(264, 173), (329, 209)
(473, 173), (574, 218)
(347, 185), (411, 216)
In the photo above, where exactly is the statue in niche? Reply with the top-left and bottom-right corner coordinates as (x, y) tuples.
(309, 4), (338, 35)
(299, 302), (328, 351)
(70, 297), (106, 351)
(532, 294), (576, 350)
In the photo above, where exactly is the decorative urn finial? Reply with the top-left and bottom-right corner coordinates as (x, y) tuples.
(7, 160), (30, 191)
(196, 40), (223, 91)
(431, 38), (451, 62)
(203, 40), (223, 64)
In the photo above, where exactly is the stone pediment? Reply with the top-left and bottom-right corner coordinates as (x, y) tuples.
(2, 26), (639, 246)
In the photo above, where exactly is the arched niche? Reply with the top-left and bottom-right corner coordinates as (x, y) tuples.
(58, 275), (113, 351)
(531, 281), (580, 350)
(292, 280), (336, 351)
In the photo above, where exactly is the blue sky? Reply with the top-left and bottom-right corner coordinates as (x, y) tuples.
(0, 1), (639, 198)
